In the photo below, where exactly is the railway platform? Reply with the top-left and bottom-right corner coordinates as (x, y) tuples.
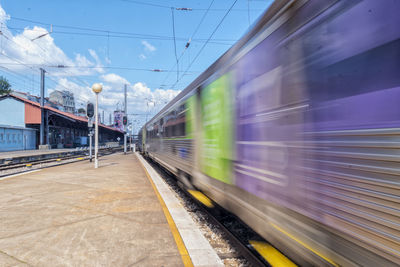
(0, 148), (74, 160)
(0, 152), (222, 266)
(0, 148), (84, 166)
(0, 146), (121, 166)
(0, 148), (74, 159)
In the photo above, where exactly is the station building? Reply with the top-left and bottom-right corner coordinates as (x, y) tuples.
(0, 93), (123, 151)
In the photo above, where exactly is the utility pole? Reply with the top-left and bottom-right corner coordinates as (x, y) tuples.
(124, 84), (127, 154)
(39, 68), (45, 147)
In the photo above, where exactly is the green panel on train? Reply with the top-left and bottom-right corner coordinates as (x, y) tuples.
(200, 74), (233, 184)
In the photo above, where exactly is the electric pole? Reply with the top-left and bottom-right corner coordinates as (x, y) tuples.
(124, 84), (127, 154)
(39, 68), (45, 147)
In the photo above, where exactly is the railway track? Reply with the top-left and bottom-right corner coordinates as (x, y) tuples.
(0, 146), (124, 178)
(187, 193), (270, 267)
(146, 157), (282, 267)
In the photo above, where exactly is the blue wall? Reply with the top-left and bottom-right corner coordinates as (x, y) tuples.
(0, 97), (25, 127)
(0, 126), (37, 151)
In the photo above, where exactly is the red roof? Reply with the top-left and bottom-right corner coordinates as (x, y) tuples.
(9, 94), (123, 133)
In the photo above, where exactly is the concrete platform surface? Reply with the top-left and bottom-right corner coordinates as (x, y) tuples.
(0, 153), (203, 266)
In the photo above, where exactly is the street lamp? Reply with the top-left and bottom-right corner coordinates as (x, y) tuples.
(92, 83), (102, 168)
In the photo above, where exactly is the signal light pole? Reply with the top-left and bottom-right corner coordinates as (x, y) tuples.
(91, 83), (102, 168)
(86, 102), (94, 162)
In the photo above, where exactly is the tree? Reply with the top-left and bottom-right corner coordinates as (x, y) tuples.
(77, 108), (86, 114)
(0, 76), (11, 95)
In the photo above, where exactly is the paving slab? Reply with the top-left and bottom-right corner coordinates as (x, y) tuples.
(0, 153), (185, 266)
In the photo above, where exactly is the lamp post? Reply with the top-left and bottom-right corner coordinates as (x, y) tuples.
(92, 83), (102, 168)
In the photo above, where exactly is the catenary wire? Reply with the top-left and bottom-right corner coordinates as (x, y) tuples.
(159, 0), (215, 89)
(171, 0), (239, 90)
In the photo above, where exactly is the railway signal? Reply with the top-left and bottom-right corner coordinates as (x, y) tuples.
(86, 102), (95, 162)
(86, 103), (94, 118)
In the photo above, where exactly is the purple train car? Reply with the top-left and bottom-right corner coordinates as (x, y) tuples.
(141, 0), (400, 265)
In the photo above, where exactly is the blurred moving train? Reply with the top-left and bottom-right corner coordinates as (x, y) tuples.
(139, 0), (400, 265)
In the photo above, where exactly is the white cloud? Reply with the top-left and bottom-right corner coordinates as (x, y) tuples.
(101, 73), (129, 85)
(138, 54), (146, 60)
(141, 40), (156, 52)
(88, 49), (100, 64)
(0, 6), (103, 77)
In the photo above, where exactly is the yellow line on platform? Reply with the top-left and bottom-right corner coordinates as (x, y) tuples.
(138, 157), (194, 267)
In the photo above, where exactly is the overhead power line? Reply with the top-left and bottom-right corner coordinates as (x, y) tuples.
(120, 0), (261, 12)
(171, 0), (239, 90)
(4, 15), (237, 45)
(159, 0), (215, 88)
(0, 62), (201, 73)
(171, 8), (178, 81)
(7, 26), (233, 46)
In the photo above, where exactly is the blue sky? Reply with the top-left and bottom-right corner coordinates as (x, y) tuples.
(0, 0), (272, 131)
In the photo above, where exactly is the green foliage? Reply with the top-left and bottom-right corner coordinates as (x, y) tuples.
(77, 108), (86, 114)
(0, 76), (11, 95)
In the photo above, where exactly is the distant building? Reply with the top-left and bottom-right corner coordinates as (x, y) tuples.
(114, 110), (125, 132)
(49, 90), (75, 113)
(12, 90), (65, 111)
(0, 93), (123, 151)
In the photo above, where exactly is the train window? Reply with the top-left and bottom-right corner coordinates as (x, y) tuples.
(177, 122), (185, 136)
(172, 125), (177, 136)
(175, 104), (186, 137)
(168, 126), (172, 137)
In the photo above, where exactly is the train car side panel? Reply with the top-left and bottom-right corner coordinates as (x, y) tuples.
(199, 74), (235, 184)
